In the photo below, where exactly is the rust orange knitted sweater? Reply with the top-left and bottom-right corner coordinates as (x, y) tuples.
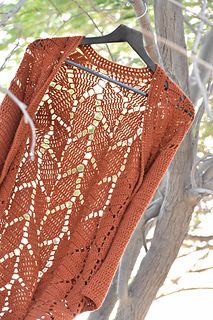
(0, 36), (195, 319)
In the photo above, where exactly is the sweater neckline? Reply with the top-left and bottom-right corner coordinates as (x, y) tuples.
(74, 43), (156, 79)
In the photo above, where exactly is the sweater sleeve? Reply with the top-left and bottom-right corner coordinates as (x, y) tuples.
(0, 43), (34, 182)
(81, 81), (195, 309)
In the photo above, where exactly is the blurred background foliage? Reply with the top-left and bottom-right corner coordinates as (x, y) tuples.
(0, 0), (212, 65)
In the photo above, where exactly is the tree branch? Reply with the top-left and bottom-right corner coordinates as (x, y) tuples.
(191, 6), (213, 121)
(0, 0), (26, 26)
(0, 41), (20, 72)
(189, 148), (213, 197)
(156, 287), (213, 300)
(186, 234), (213, 242)
(167, 0), (213, 27)
(189, 104), (205, 187)
(183, 16), (196, 34)
(189, 187), (213, 196)
(0, 86), (36, 161)
(189, 28), (213, 104)
(72, 0), (115, 62)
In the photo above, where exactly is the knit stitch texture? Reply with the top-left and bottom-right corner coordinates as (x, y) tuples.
(0, 35), (195, 319)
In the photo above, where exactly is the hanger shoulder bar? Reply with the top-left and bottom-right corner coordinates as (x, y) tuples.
(65, 59), (148, 97)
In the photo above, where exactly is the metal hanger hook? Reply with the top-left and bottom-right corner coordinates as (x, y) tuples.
(125, 1), (147, 19)
(135, 3), (147, 19)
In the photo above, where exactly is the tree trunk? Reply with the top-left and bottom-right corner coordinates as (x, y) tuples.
(88, 1), (201, 319)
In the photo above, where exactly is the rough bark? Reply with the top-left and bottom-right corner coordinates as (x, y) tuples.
(154, 0), (190, 89)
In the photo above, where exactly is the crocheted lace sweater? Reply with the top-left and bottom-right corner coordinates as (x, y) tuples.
(0, 36), (195, 319)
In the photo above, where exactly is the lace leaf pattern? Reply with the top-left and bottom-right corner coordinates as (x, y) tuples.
(0, 40), (195, 319)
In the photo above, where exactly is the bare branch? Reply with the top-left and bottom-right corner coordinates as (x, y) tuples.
(190, 28), (213, 104)
(72, 0), (102, 34)
(167, 0), (213, 27)
(191, 100), (205, 152)
(0, 42), (20, 72)
(48, 0), (63, 16)
(189, 266), (213, 273)
(0, 86), (36, 161)
(192, 0), (207, 53)
(191, 17), (213, 123)
(156, 287), (213, 300)
(190, 187), (213, 196)
(188, 80), (212, 196)
(147, 233), (213, 247)
(190, 150), (213, 195)
(186, 234), (213, 242)
(183, 16), (197, 34)
(72, 0), (115, 61)
(0, 0), (26, 26)
(192, 61), (213, 121)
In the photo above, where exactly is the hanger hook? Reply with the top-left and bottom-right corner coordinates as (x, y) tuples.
(125, 1), (148, 19)
(135, 3), (147, 19)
